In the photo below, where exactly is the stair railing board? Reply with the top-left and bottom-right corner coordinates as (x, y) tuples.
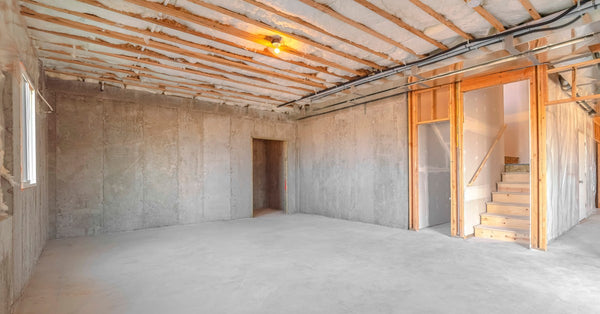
(467, 124), (507, 186)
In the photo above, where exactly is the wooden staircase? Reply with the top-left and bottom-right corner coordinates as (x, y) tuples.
(474, 165), (530, 244)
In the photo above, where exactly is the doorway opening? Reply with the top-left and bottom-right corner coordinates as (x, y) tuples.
(461, 79), (531, 244)
(252, 138), (286, 217)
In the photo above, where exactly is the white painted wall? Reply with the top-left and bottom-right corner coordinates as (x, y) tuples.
(503, 80), (530, 163)
(463, 85), (505, 236)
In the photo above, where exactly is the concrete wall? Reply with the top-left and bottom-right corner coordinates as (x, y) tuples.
(252, 139), (285, 211)
(48, 78), (297, 238)
(0, 1), (50, 313)
(297, 95), (409, 228)
(463, 85), (505, 236)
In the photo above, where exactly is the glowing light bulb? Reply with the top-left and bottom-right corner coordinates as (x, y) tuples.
(274, 46), (280, 54)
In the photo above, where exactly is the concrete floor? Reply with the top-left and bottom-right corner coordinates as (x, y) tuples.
(14, 214), (600, 314)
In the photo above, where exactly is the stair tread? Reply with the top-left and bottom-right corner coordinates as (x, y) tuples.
(498, 181), (529, 185)
(492, 191), (530, 195)
(486, 201), (530, 206)
(502, 172), (530, 174)
(480, 213), (529, 220)
(474, 224), (530, 234)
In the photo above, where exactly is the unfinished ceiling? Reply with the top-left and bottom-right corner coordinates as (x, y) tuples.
(20, 0), (576, 110)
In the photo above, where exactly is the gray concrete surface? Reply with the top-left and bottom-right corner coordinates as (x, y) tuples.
(48, 79), (297, 238)
(297, 95), (409, 228)
(13, 213), (600, 314)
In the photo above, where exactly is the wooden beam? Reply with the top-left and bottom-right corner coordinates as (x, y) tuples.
(74, 0), (349, 81)
(466, 1), (506, 32)
(409, 0), (474, 40)
(38, 52), (283, 104)
(242, 0), (401, 64)
(353, 0), (447, 50)
(536, 64), (548, 250)
(298, 0), (423, 57)
(467, 124), (507, 186)
(125, 0), (368, 76)
(548, 58), (600, 73)
(518, 0), (541, 20)
(26, 25), (309, 97)
(21, 3), (327, 90)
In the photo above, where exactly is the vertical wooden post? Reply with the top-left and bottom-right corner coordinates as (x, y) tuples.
(456, 82), (464, 237)
(408, 88), (419, 230)
(536, 64), (548, 250)
(450, 83), (458, 237)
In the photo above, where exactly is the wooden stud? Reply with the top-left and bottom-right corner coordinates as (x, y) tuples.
(536, 64), (548, 250)
(450, 83), (458, 237)
(183, 0), (383, 71)
(571, 67), (577, 99)
(21, 5), (326, 90)
(518, 0), (542, 20)
(298, 0), (424, 57)
(242, 0), (401, 64)
(456, 81), (464, 237)
(125, 0), (368, 76)
(466, 1), (506, 32)
(408, 83), (419, 230)
(353, 0), (448, 50)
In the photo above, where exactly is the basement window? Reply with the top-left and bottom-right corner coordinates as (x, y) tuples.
(20, 67), (36, 187)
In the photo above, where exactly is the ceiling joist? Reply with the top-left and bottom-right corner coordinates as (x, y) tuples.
(124, 0), (368, 76)
(466, 1), (506, 32)
(298, 0), (423, 57)
(353, 0), (448, 51)
(408, 0), (474, 40)
(518, 0), (542, 20)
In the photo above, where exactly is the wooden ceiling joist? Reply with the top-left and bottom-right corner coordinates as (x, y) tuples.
(298, 0), (423, 57)
(241, 0), (401, 64)
(75, 0), (350, 81)
(465, 1), (506, 32)
(28, 28), (308, 98)
(353, 0), (448, 50)
(124, 0), (366, 76)
(184, 0), (384, 70)
(408, 0), (474, 40)
(38, 50), (285, 103)
(518, 0), (541, 20)
(21, 2), (328, 91)
(35, 41), (294, 102)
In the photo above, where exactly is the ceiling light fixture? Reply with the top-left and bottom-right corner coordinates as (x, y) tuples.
(271, 36), (282, 54)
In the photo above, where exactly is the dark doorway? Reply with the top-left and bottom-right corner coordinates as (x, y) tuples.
(252, 139), (286, 217)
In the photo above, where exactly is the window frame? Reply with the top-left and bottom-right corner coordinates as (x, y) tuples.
(18, 63), (36, 189)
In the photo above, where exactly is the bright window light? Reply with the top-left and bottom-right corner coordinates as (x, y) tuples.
(21, 71), (36, 187)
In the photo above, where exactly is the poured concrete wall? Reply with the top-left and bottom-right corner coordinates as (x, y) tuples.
(297, 95), (409, 228)
(0, 1), (50, 312)
(48, 78), (297, 238)
(252, 139), (285, 211)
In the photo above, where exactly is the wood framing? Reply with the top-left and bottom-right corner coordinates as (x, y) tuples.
(466, 1), (506, 32)
(518, 0), (542, 20)
(353, 0), (448, 50)
(241, 0), (400, 64)
(409, 0), (474, 40)
(546, 58), (600, 105)
(458, 67), (544, 248)
(298, 0), (423, 57)
(409, 84), (457, 235)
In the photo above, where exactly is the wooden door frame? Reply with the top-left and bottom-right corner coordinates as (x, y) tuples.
(408, 83), (458, 236)
(457, 66), (547, 249)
